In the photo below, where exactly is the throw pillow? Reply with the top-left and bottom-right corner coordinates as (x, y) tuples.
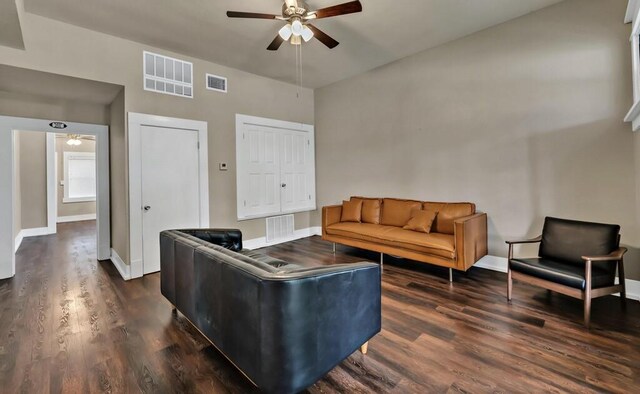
(403, 209), (438, 233)
(341, 200), (363, 223)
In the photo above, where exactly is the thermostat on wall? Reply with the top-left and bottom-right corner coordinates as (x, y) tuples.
(219, 162), (228, 171)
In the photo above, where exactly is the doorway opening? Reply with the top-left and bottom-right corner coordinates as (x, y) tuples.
(0, 116), (110, 279)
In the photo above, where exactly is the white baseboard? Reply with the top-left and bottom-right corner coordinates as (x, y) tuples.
(475, 255), (508, 273)
(130, 259), (144, 279)
(14, 232), (24, 253)
(14, 227), (56, 253)
(475, 255), (640, 301)
(110, 248), (131, 280)
(57, 214), (96, 223)
(243, 226), (322, 250)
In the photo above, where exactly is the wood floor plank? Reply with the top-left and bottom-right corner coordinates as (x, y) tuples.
(1, 223), (639, 393)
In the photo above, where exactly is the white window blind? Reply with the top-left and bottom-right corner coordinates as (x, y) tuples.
(63, 152), (96, 203)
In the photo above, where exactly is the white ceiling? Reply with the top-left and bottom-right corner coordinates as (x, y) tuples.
(22, 0), (565, 88)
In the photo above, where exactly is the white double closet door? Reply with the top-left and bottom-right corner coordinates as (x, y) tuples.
(140, 125), (201, 274)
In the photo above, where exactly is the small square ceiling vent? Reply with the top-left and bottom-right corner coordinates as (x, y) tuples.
(206, 74), (227, 93)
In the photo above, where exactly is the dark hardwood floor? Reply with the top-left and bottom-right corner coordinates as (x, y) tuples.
(1, 221), (639, 393)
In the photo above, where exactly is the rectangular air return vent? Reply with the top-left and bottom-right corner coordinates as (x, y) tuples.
(266, 214), (294, 243)
(206, 73), (227, 93)
(143, 51), (193, 98)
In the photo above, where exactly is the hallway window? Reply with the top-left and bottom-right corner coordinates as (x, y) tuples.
(63, 152), (96, 203)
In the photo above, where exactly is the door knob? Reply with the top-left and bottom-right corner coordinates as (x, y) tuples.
(143, 205), (151, 211)
(281, 183), (286, 188)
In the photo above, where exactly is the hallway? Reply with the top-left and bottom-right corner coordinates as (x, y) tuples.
(0, 221), (255, 393)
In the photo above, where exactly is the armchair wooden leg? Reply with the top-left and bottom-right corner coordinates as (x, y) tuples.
(584, 260), (592, 328)
(584, 297), (591, 328)
(360, 341), (368, 355)
(507, 268), (513, 301)
(619, 258), (626, 300)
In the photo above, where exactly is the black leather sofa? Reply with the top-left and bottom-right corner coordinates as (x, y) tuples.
(160, 228), (382, 393)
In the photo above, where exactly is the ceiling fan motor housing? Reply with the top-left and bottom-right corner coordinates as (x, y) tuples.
(283, 1), (308, 19)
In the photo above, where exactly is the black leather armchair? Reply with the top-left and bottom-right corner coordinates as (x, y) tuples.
(160, 228), (382, 393)
(506, 217), (627, 327)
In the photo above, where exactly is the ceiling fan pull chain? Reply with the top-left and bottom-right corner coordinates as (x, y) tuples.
(300, 42), (303, 90)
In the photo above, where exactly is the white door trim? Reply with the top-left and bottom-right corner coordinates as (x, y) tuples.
(127, 112), (209, 278)
(0, 115), (110, 279)
(46, 133), (57, 235)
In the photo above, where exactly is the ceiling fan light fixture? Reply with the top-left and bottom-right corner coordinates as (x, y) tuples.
(291, 19), (304, 36)
(301, 25), (314, 42)
(66, 134), (82, 146)
(278, 24), (293, 40)
(290, 35), (301, 45)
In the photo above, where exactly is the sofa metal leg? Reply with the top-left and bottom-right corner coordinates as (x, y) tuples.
(332, 242), (336, 254)
(449, 268), (453, 283)
(360, 341), (368, 355)
(380, 253), (384, 272)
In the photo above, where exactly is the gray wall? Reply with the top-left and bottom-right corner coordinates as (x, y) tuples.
(108, 88), (128, 263)
(0, 12), (314, 264)
(12, 131), (21, 241)
(18, 131), (47, 229)
(314, 0), (640, 279)
(56, 135), (96, 218)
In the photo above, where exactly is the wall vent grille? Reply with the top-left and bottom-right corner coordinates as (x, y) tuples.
(143, 51), (193, 98)
(266, 214), (294, 243)
(206, 73), (228, 93)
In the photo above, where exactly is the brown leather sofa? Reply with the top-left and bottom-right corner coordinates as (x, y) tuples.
(322, 197), (488, 278)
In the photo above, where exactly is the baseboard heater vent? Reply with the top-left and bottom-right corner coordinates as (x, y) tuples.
(266, 214), (294, 243)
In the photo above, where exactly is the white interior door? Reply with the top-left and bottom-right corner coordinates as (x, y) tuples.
(240, 125), (281, 217)
(141, 125), (200, 274)
(280, 130), (312, 212)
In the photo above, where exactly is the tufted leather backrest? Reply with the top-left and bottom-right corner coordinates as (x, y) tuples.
(160, 229), (381, 394)
(539, 217), (620, 264)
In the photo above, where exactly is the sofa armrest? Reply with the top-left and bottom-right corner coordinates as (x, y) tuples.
(582, 247), (627, 262)
(454, 213), (488, 270)
(322, 205), (343, 236)
(178, 228), (243, 251)
(259, 263), (381, 393)
(505, 235), (542, 245)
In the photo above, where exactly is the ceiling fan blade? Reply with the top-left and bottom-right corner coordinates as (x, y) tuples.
(307, 25), (339, 49)
(226, 11), (278, 19)
(267, 35), (285, 51)
(312, 1), (362, 19)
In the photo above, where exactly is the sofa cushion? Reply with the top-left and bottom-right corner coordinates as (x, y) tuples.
(381, 198), (422, 227)
(326, 222), (455, 259)
(341, 199), (362, 223)
(423, 202), (476, 235)
(403, 209), (438, 233)
(510, 257), (615, 290)
(351, 197), (382, 225)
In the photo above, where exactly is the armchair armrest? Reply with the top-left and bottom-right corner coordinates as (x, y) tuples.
(322, 205), (343, 236)
(505, 235), (542, 245)
(453, 212), (488, 270)
(582, 247), (627, 262)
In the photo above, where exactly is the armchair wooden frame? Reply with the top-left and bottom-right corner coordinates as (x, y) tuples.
(506, 235), (627, 328)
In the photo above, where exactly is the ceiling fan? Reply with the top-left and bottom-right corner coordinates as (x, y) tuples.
(227, 0), (363, 51)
